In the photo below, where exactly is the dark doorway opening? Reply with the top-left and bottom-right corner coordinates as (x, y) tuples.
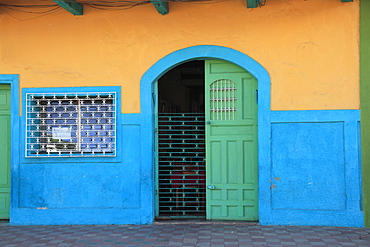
(156, 60), (206, 218)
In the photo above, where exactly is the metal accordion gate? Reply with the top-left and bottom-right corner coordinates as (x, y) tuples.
(156, 113), (206, 218)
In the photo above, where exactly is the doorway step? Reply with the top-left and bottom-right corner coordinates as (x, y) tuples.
(153, 219), (259, 225)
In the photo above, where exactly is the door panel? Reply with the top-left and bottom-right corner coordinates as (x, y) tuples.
(0, 85), (10, 219)
(205, 60), (258, 221)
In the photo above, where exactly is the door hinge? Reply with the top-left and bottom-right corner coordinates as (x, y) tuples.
(255, 90), (258, 104)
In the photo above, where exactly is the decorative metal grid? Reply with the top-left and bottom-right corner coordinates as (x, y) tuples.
(26, 92), (116, 157)
(157, 113), (206, 218)
(210, 79), (237, 120)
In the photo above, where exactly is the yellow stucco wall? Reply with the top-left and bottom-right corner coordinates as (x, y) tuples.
(0, 0), (359, 113)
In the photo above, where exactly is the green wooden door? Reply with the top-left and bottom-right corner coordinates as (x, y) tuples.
(205, 60), (258, 220)
(0, 85), (10, 219)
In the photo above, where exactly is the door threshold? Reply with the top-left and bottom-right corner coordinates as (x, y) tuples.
(153, 219), (259, 225)
(0, 219), (9, 226)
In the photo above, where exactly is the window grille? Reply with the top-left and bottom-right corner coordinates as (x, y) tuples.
(210, 79), (237, 120)
(26, 92), (116, 157)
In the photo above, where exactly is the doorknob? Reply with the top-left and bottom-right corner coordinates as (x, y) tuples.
(207, 185), (215, 190)
(206, 121), (211, 125)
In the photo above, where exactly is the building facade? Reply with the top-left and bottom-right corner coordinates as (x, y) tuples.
(0, 0), (365, 226)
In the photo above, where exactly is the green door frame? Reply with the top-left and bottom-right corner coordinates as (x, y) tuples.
(0, 75), (19, 222)
(0, 84), (11, 219)
(360, 0), (370, 227)
(205, 60), (258, 220)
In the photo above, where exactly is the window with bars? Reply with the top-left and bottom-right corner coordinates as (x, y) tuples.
(26, 92), (116, 157)
(210, 79), (237, 120)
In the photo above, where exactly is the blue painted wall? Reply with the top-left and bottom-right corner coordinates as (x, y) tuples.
(262, 110), (363, 227)
(8, 45), (364, 226)
(11, 86), (155, 225)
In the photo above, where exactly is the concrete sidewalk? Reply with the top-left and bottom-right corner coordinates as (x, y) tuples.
(1, 221), (370, 247)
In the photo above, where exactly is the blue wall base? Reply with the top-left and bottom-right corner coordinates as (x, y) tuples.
(10, 208), (152, 225)
(260, 210), (364, 227)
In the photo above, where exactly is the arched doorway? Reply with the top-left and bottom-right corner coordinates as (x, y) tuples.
(139, 45), (271, 221)
(155, 59), (259, 220)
